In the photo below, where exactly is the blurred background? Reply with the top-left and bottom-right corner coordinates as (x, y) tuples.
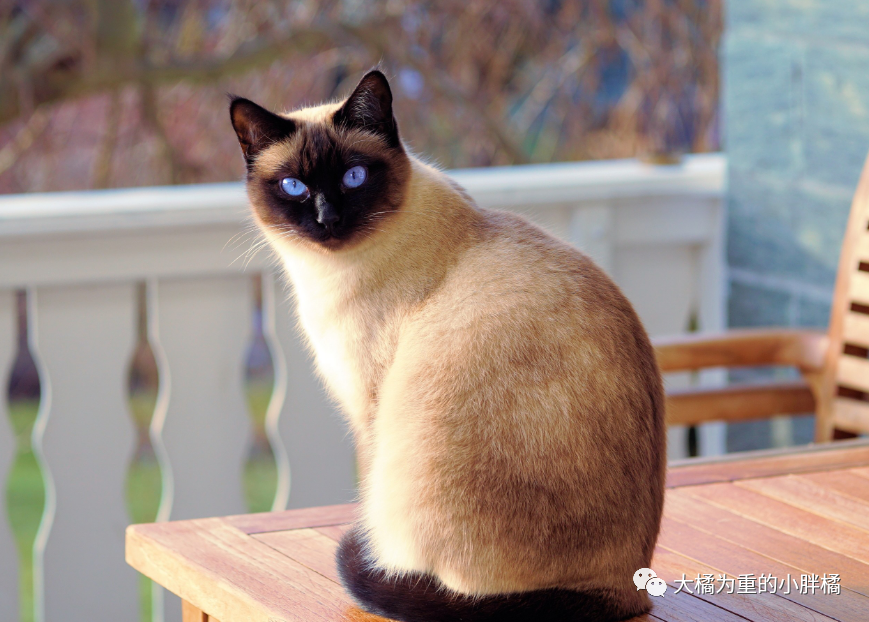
(0, 0), (721, 192)
(3, 1), (869, 622)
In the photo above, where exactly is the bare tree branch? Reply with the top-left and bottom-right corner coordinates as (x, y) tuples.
(342, 22), (532, 165)
(0, 24), (344, 126)
(0, 105), (49, 175)
(91, 91), (120, 188)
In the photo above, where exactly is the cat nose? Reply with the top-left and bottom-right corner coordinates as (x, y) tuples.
(315, 195), (339, 228)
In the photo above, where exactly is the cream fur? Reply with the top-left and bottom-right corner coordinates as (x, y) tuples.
(249, 104), (664, 610)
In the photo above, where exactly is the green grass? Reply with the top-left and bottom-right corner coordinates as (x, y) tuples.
(5, 399), (43, 622)
(4, 382), (277, 622)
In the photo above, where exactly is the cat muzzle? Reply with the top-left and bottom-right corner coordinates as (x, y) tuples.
(315, 195), (340, 232)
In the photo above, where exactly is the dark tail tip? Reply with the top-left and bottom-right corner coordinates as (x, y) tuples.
(336, 527), (644, 622)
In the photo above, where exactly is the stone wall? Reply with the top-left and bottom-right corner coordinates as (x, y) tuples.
(724, 1), (869, 449)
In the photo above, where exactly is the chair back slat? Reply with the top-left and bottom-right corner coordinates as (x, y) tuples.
(847, 271), (869, 303)
(833, 398), (869, 432)
(836, 356), (869, 394)
(842, 313), (869, 349)
(819, 152), (869, 439)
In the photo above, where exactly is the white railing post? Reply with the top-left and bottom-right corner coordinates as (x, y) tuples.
(29, 283), (138, 622)
(697, 195), (728, 457)
(148, 275), (253, 622)
(0, 289), (19, 622)
(264, 271), (357, 511)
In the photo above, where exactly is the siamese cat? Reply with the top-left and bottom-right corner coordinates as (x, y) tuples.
(230, 70), (665, 622)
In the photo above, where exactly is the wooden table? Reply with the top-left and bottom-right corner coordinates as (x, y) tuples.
(127, 439), (869, 622)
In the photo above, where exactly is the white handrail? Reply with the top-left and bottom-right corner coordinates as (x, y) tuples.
(0, 155), (725, 235)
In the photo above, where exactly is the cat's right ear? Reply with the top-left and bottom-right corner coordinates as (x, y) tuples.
(333, 70), (400, 148)
(229, 96), (296, 166)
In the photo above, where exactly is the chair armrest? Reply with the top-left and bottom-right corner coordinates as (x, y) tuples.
(653, 328), (829, 374)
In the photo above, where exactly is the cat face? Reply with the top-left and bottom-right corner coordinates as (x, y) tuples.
(230, 71), (410, 250)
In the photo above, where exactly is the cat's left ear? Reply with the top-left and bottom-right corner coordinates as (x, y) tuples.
(333, 70), (400, 148)
(229, 96), (296, 166)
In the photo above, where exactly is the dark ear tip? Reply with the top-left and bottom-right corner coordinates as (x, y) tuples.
(228, 95), (252, 114)
(359, 69), (392, 92)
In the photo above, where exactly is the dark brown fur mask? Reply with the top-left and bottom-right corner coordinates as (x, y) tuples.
(230, 70), (410, 250)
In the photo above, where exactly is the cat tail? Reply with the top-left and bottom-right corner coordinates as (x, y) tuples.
(336, 527), (646, 622)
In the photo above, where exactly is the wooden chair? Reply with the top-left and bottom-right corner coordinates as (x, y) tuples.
(654, 152), (869, 442)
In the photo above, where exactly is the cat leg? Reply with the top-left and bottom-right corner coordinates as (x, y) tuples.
(336, 526), (649, 622)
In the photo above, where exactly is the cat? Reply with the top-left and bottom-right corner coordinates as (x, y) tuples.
(230, 70), (666, 622)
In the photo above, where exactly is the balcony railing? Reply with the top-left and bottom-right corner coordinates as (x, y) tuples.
(0, 154), (726, 622)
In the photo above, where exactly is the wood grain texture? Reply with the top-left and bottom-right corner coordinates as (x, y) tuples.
(647, 590), (750, 622)
(683, 483), (869, 565)
(664, 490), (869, 597)
(737, 475), (869, 531)
(666, 440), (869, 488)
(658, 516), (869, 621)
(653, 329), (828, 373)
(665, 381), (815, 426)
(802, 469), (869, 503)
(225, 504), (358, 535)
(127, 518), (359, 622)
(182, 600), (207, 622)
(253, 529), (341, 583)
(127, 443), (869, 622)
(651, 546), (835, 622)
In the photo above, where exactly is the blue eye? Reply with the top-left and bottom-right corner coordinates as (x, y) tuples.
(342, 166), (367, 188)
(280, 177), (308, 197)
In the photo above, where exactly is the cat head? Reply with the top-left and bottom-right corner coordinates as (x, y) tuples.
(230, 70), (410, 251)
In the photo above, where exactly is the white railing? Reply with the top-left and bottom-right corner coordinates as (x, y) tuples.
(0, 154), (726, 622)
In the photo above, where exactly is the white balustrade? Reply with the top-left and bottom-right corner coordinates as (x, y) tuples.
(265, 271), (358, 511)
(0, 155), (726, 622)
(0, 290), (17, 621)
(30, 283), (139, 621)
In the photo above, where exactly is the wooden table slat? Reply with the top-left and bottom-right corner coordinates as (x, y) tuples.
(684, 483), (869, 566)
(646, 590), (756, 622)
(664, 490), (869, 598)
(666, 442), (869, 489)
(659, 516), (869, 621)
(253, 529), (343, 584)
(126, 518), (357, 621)
(737, 475), (869, 532)
(848, 466), (869, 481)
(224, 504), (358, 535)
(126, 441), (869, 622)
(801, 470), (869, 504)
(651, 546), (836, 622)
